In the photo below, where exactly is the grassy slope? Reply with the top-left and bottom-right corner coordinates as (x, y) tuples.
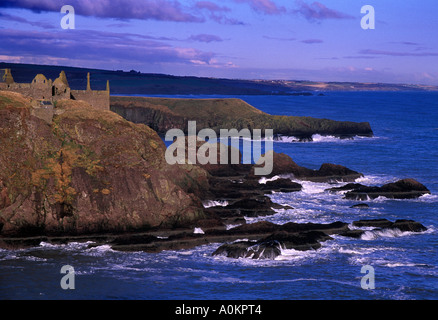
(110, 96), (373, 138)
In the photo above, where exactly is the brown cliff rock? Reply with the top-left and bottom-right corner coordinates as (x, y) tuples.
(0, 91), (208, 237)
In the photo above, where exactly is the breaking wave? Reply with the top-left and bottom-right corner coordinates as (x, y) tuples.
(273, 134), (381, 143)
(202, 200), (229, 208)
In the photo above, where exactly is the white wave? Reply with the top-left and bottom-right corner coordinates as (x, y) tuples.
(354, 174), (398, 186)
(86, 244), (114, 253)
(21, 255), (48, 262)
(360, 228), (414, 240)
(258, 174), (295, 184)
(179, 250), (194, 255)
(300, 180), (334, 194)
(194, 227), (205, 234)
(258, 175), (280, 184)
(225, 223), (244, 230)
(383, 262), (421, 268)
(419, 193), (438, 202)
(39, 241), (95, 250)
(38, 241), (58, 248)
(272, 134), (381, 144)
(351, 192), (438, 204)
(312, 134), (346, 143)
(275, 247), (314, 261)
(274, 136), (301, 143)
(202, 200), (229, 208)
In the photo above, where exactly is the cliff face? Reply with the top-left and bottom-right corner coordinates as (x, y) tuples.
(110, 96), (373, 139)
(0, 91), (208, 237)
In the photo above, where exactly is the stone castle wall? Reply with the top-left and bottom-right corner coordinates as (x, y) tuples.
(71, 89), (109, 111)
(0, 69), (109, 111)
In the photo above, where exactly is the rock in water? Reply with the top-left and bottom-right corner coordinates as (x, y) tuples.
(252, 151), (363, 182)
(344, 178), (431, 200)
(391, 219), (427, 232)
(340, 219), (428, 239)
(212, 230), (333, 259)
(350, 203), (369, 209)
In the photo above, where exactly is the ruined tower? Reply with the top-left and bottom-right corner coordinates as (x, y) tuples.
(0, 69), (110, 111)
(86, 72), (91, 91)
(0, 69), (14, 85)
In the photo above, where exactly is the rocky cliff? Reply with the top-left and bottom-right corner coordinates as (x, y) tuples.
(0, 91), (208, 237)
(110, 96), (373, 140)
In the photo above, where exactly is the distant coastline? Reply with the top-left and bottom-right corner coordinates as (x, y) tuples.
(2, 62), (437, 96)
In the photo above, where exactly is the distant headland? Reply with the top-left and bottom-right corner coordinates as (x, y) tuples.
(1, 62), (437, 95)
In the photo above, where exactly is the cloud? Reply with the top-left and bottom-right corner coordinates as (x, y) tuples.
(343, 55), (379, 60)
(208, 13), (246, 25)
(189, 34), (224, 43)
(301, 39), (323, 44)
(0, 28), (218, 70)
(195, 1), (245, 24)
(0, 12), (55, 29)
(0, 0), (203, 22)
(396, 41), (420, 46)
(263, 35), (296, 41)
(233, 0), (286, 15)
(195, 1), (230, 13)
(293, 1), (354, 21)
(359, 49), (438, 57)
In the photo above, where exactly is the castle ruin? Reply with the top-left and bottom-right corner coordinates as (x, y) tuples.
(0, 69), (110, 111)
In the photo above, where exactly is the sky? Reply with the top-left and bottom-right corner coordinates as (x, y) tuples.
(0, 0), (437, 85)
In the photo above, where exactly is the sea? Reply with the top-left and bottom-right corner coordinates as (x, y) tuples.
(0, 91), (437, 300)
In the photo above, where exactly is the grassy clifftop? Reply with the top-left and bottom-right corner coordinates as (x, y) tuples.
(111, 96), (373, 140)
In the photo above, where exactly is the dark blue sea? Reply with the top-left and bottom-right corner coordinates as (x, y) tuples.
(1, 92), (437, 300)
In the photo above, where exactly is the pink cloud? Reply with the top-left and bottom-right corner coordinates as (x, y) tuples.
(195, 1), (245, 24)
(195, 1), (230, 12)
(0, 0), (203, 22)
(233, 0), (286, 15)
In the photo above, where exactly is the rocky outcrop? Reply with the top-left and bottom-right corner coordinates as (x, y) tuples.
(340, 179), (431, 200)
(1, 91), (431, 262)
(106, 220), (349, 257)
(0, 91), (209, 237)
(339, 219), (427, 239)
(110, 96), (373, 139)
(352, 219), (427, 232)
(252, 151), (363, 182)
(350, 203), (369, 209)
(212, 231), (332, 259)
(211, 221), (349, 259)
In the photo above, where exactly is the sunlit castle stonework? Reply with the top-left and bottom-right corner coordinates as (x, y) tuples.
(0, 68), (110, 111)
